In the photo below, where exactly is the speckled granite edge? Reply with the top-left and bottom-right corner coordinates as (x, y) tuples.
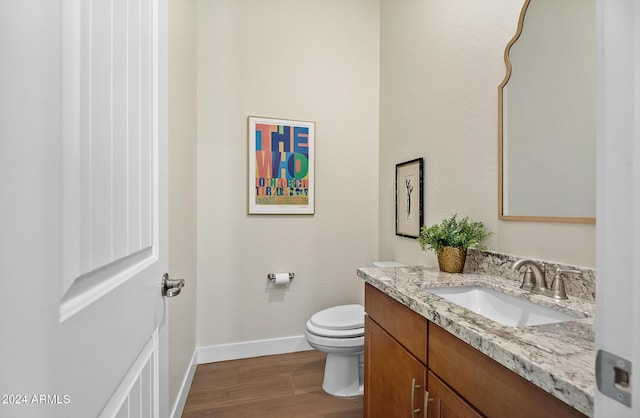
(465, 249), (596, 302)
(358, 266), (595, 417)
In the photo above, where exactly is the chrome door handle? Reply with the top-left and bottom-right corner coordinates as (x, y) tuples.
(424, 390), (434, 418)
(162, 273), (185, 297)
(411, 377), (421, 416)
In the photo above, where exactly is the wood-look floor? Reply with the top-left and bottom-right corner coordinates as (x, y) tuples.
(182, 350), (363, 418)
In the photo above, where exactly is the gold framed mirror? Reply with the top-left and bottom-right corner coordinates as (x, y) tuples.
(498, 0), (596, 224)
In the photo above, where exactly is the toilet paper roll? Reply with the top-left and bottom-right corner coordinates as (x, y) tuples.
(274, 273), (290, 286)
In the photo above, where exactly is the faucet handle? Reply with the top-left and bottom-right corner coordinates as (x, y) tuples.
(550, 268), (582, 300)
(511, 259), (547, 292)
(520, 266), (535, 290)
(557, 268), (582, 276)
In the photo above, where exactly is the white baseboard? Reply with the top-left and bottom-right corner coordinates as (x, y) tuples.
(197, 335), (313, 364)
(171, 349), (198, 418)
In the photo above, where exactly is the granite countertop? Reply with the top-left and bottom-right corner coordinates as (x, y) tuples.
(358, 265), (595, 417)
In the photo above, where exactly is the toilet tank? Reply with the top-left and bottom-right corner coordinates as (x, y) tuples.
(372, 261), (405, 267)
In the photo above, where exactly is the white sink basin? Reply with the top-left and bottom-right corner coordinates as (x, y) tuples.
(428, 286), (579, 327)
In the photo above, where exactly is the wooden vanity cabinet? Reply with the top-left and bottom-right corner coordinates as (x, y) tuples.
(365, 284), (481, 417)
(427, 371), (483, 418)
(428, 324), (587, 418)
(364, 282), (427, 417)
(365, 317), (426, 418)
(364, 284), (588, 418)
(364, 282), (426, 362)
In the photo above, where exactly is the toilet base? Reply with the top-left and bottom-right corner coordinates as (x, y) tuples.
(321, 352), (364, 397)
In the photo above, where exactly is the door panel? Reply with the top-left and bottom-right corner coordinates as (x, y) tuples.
(100, 333), (157, 418)
(0, 0), (168, 417)
(427, 371), (483, 418)
(595, 0), (640, 416)
(364, 317), (426, 418)
(61, 0), (158, 321)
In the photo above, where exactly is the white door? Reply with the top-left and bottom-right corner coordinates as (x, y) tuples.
(0, 1), (170, 417)
(595, 0), (639, 416)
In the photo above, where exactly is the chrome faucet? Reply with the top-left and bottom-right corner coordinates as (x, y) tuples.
(511, 259), (582, 300)
(511, 259), (548, 294)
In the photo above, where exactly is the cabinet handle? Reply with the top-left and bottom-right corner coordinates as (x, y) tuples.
(411, 378), (421, 416)
(423, 390), (434, 418)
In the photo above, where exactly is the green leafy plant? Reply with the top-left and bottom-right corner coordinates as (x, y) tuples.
(417, 214), (492, 254)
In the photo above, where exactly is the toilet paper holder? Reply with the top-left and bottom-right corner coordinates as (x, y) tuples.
(267, 272), (295, 280)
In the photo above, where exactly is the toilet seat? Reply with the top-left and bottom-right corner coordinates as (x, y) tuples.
(309, 304), (364, 329)
(306, 322), (364, 338)
(305, 331), (364, 348)
(306, 304), (364, 338)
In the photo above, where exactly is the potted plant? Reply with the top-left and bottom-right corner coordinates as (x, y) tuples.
(417, 214), (492, 273)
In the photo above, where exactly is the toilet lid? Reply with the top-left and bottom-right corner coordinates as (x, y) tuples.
(309, 304), (364, 330)
(373, 261), (405, 267)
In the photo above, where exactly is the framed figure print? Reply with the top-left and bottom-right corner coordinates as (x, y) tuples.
(396, 158), (424, 238)
(248, 116), (315, 214)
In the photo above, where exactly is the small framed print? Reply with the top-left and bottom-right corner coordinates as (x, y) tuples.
(395, 158), (424, 238)
(248, 116), (315, 214)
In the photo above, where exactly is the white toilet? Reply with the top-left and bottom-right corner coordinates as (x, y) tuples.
(304, 261), (404, 398)
(372, 261), (405, 268)
(304, 304), (365, 397)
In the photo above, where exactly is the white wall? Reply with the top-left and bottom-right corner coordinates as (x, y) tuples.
(379, 0), (596, 268)
(168, 0), (197, 412)
(196, 0), (380, 350)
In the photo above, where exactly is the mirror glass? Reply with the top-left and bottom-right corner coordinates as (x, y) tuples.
(499, 0), (596, 223)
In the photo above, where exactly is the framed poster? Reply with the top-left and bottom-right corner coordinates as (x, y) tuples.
(248, 116), (315, 214)
(396, 158), (424, 238)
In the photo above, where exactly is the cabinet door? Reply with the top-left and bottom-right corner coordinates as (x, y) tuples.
(428, 324), (587, 418)
(427, 371), (484, 418)
(365, 283), (427, 362)
(365, 316), (426, 418)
